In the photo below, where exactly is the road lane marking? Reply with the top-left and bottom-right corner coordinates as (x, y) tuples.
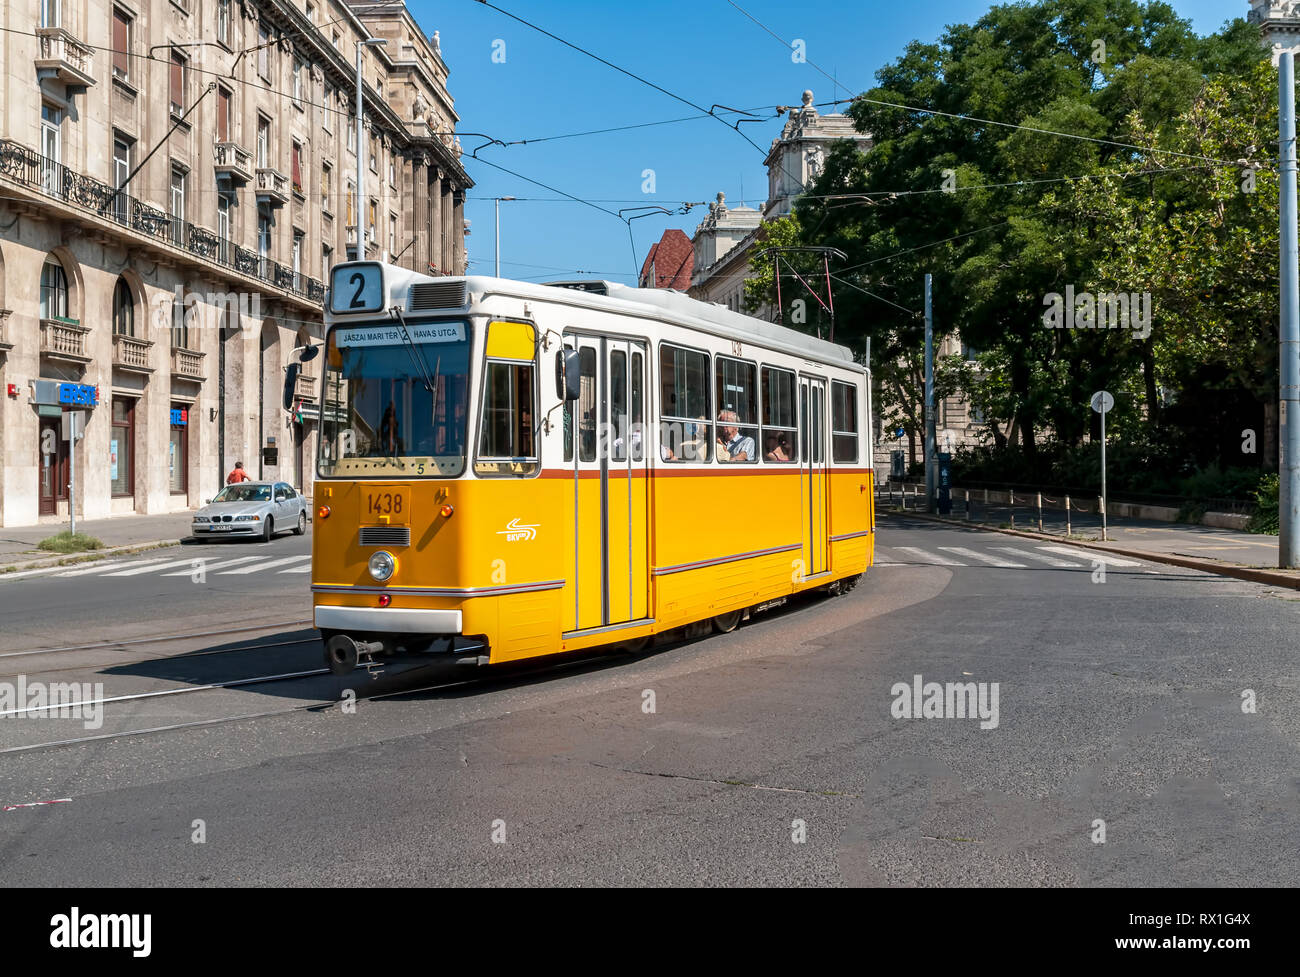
(893, 547), (963, 566)
(1038, 546), (1144, 567)
(994, 546), (1083, 568)
(55, 558), (171, 577)
(939, 546), (1027, 568)
(160, 556), (262, 576)
(278, 564), (312, 573)
(217, 555), (310, 574)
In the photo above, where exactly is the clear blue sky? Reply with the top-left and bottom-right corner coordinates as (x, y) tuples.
(405, 1), (1248, 286)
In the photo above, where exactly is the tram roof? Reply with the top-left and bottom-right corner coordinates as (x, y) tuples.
(473, 275), (861, 370)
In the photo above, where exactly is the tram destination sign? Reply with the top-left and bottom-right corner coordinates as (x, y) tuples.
(334, 323), (466, 347)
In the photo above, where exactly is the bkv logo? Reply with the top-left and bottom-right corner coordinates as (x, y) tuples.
(497, 518), (538, 542)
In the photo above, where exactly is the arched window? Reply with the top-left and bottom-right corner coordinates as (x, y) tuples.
(113, 278), (134, 336)
(40, 258), (68, 320)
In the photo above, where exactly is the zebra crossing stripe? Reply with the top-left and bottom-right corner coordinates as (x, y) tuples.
(160, 556), (262, 576)
(1038, 546), (1144, 567)
(994, 546), (1083, 568)
(103, 557), (212, 576)
(938, 546), (1027, 568)
(56, 558), (171, 577)
(217, 555), (310, 575)
(278, 564), (312, 573)
(892, 546), (963, 566)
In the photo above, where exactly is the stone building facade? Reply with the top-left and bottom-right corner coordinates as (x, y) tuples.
(0, 0), (471, 528)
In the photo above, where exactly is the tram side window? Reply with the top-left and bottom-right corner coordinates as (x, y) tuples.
(831, 380), (858, 463)
(578, 346), (597, 462)
(476, 361), (538, 475)
(659, 344), (711, 462)
(609, 350), (646, 462)
(631, 351), (644, 462)
(611, 350), (628, 461)
(715, 356), (758, 463)
(760, 366), (798, 463)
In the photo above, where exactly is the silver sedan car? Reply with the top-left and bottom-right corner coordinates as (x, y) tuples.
(191, 481), (308, 542)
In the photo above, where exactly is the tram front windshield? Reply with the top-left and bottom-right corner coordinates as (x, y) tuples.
(318, 321), (471, 478)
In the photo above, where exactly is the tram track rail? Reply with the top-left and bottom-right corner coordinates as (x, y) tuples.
(0, 640), (653, 755)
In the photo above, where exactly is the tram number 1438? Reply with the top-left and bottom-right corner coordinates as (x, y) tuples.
(365, 491), (405, 517)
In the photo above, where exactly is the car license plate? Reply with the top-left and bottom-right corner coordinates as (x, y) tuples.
(210, 524), (233, 532)
(364, 488), (410, 524)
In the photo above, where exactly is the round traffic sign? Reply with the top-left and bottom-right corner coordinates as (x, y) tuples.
(1090, 391), (1114, 414)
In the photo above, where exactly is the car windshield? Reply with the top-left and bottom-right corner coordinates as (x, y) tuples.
(213, 485), (271, 503)
(318, 321), (471, 478)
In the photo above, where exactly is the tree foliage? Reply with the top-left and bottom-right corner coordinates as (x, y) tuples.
(785, 0), (1269, 483)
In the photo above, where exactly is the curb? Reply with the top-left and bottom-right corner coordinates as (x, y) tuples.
(0, 538), (182, 575)
(878, 508), (1300, 591)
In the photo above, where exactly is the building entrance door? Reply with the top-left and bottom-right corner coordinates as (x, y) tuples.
(38, 417), (68, 515)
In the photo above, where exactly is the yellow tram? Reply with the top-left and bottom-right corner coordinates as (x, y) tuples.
(291, 261), (875, 674)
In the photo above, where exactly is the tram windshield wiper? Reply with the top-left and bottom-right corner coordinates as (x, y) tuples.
(390, 308), (436, 394)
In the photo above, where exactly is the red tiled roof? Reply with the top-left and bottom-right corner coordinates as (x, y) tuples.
(638, 229), (694, 290)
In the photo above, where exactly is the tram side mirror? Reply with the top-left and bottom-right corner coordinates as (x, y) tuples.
(283, 362), (300, 411)
(556, 348), (580, 402)
(300, 344), (320, 362)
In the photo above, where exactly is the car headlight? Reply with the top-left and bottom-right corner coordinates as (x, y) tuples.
(368, 551), (396, 583)
(234, 514), (261, 522)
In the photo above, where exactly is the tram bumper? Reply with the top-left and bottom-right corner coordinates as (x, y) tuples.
(313, 606), (463, 634)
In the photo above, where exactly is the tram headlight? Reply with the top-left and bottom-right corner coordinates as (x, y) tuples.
(368, 550), (396, 583)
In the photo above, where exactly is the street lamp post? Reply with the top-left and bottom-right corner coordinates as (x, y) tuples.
(354, 37), (387, 261)
(1253, 2), (1300, 566)
(494, 196), (515, 277)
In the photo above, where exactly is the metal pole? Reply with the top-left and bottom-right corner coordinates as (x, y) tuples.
(924, 273), (935, 513)
(495, 197), (501, 277)
(69, 414), (76, 537)
(774, 254), (783, 324)
(355, 42), (366, 261)
(1280, 53), (1300, 567)
(1102, 424), (1109, 541)
(1037, 491), (1043, 532)
(1066, 495), (1072, 537)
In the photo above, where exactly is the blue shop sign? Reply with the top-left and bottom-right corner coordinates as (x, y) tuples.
(170, 408), (188, 426)
(58, 383), (99, 406)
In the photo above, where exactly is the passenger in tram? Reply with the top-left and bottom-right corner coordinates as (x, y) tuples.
(680, 416), (710, 461)
(717, 410), (755, 462)
(765, 434), (791, 462)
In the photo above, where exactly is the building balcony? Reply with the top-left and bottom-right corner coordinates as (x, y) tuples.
(295, 372), (318, 402)
(112, 333), (154, 374)
(214, 142), (253, 185)
(35, 27), (96, 89)
(170, 347), (206, 381)
(0, 138), (324, 305)
(255, 167), (289, 207)
(40, 318), (92, 363)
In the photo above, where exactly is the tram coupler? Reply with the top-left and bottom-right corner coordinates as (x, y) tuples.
(326, 635), (386, 676)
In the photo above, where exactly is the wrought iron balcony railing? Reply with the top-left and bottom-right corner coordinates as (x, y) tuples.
(0, 139), (325, 304)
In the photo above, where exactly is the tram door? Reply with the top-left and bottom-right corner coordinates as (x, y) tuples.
(800, 376), (829, 578)
(568, 335), (649, 632)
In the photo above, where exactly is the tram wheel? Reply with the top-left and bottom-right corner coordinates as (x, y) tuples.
(617, 636), (650, 655)
(712, 610), (743, 634)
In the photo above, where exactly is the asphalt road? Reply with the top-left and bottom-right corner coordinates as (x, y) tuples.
(2, 515), (1298, 886)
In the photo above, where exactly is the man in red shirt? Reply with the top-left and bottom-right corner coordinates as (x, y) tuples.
(226, 461), (251, 485)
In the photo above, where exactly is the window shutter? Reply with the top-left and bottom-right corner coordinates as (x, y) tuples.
(170, 54), (183, 110)
(113, 12), (129, 76)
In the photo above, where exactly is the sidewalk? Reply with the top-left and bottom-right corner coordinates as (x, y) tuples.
(877, 491), (1300, 589)
(0, 510), (196, 572)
